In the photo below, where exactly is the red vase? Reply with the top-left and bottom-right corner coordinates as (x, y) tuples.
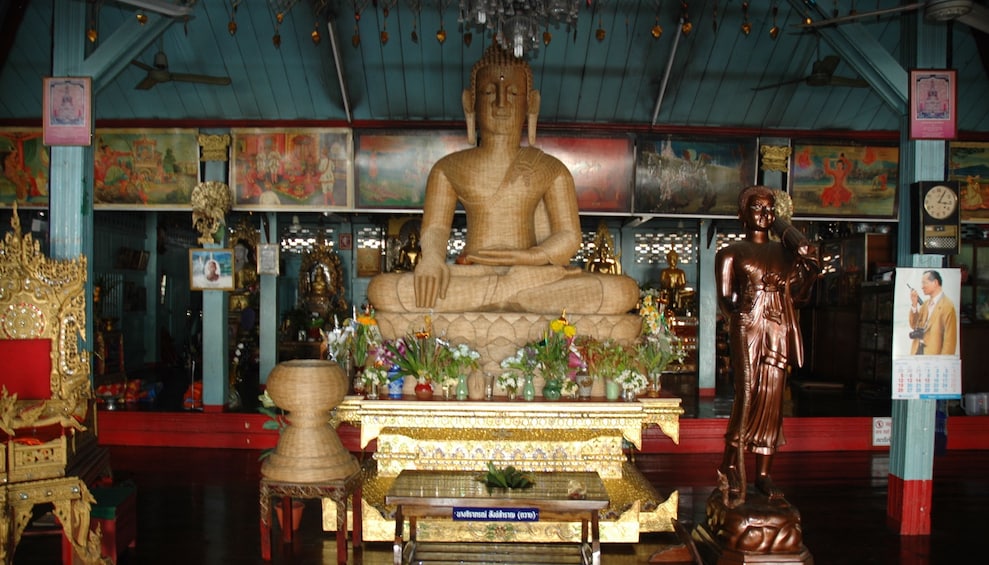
(414, 381), (434, 400)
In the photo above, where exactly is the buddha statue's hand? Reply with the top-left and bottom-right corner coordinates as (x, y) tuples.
(413, 259), (449, 308)
(465, 247), (549, 267)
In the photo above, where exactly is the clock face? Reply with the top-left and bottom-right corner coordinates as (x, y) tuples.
(923, 184), (958, 220)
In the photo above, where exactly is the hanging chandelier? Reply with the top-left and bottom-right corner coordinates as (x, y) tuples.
(457, 0), (584, 58)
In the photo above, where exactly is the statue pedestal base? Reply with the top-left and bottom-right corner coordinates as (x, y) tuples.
(374, 311), (641, 378)
(692, 490), (813, 565)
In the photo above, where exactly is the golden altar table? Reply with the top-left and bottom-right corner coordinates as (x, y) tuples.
(324, 397), (682, 543)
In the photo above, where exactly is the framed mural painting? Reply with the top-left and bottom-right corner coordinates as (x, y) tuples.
(230, 128), (353, 211)
(42, 77), (92, 146)
(189, 248), (235, 291)
(0, 129), (49, 208)
(634, 135), (757, 216)
(909, 69), (957, 140)
(355, 130), (471, 209)
(93, 128), (201, 209)
(948, 141), (989, 222)
(790, 143), (899, 219)
(535, 134), (633, 213)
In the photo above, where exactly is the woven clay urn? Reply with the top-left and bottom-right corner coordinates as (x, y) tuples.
(261, 360), (359, 482)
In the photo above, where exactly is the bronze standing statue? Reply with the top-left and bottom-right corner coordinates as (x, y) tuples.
(693, 185), (820, 563)
(716, 185), (820, 503)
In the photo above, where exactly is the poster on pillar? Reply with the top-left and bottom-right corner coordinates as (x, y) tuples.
(42, 77), (92, 147)
(891, 267), (962, 399)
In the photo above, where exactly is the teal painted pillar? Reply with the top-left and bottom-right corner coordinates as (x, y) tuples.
(50, 0), (95, 357)
(200, 161), (228, 410)
(259, 213), (278, 385)
(697, 219), (717, 396)
(887, 15), (948, 536)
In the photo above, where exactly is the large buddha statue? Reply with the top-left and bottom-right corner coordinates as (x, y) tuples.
(368, 45), (638, 315)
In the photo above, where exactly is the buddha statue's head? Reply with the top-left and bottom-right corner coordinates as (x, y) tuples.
(463, 44), (540, 146)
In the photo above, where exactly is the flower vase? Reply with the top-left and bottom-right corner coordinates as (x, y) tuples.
(387, 372), (404, 399)
(576, 371), (593, 399)
(522, 375), (536, 401)
(623, 387), (638, 402)
(456, 374), (469, 400)
(605, 379), (621, 401)
(352, 366), (366, 397)
(543, 379), (563, 400)
(365, 384), (379, 400)
(648, 371), (662, 398)
(506, 388), (518, 401)
(414, 381), (434, 401)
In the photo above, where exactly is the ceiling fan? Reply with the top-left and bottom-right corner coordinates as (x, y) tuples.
(800, 1), (989, 34)
(130, 50), (232, 90)
(752, 55), (869, 91)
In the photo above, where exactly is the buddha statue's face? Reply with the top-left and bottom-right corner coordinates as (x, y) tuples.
(474, 65), (527, 137)
(743, 194), (776, 231)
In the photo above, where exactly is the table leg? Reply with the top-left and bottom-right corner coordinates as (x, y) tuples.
(590, 513), (601, 565)
(392, 505), (403, 565)
(259, 485), (272, 561)
(335, 499), (347, 564)
(351, 484), (363, 550)
(280, 497), (295, 544)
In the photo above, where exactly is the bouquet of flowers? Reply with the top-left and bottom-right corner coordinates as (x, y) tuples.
(350, 307), (382, 369)
(323, 316), (353, 364)
(496, 370), (527, 397)
(576, 337), (631, 382)
(616, 368), (648, 393)
(447, 342), (481, 378)
(361, 364), (391, 391)
(636, 292), (685, 375)
(535, 312), (580, 380)
(385, 319), (451, 385)
(499, 346), (538, 395)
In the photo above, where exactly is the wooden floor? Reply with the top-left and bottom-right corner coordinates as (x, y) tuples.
(13, 446), (987, 565)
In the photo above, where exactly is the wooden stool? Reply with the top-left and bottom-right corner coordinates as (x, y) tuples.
(61, 483), (137, 564)
(259, 471), (362, 563)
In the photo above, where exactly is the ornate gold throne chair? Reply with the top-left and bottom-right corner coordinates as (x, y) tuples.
(0, 208), (107, 564)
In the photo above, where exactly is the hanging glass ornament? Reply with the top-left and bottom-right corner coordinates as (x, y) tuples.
(272, 31), (282, 47)
(228, 19), (238, 35)
(464, 31), (473, 46)
(741, 2), (751, 35)
(136, 11), (148, 25)
(312, 22), (321, 45)
(595, 17), (605, 42)
(651, 16), (663, 39)
(543, 29), (551, 46)
(769, 5), (779, 39)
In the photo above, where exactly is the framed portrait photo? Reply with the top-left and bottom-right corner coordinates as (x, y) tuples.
(257, 243), (280, 276)
(43, 77), (92, 146)
(910, 69), (957, 140)
(189, 248), (235, 291)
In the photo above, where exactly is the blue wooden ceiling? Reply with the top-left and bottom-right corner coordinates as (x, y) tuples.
(1, 0), (988, 133)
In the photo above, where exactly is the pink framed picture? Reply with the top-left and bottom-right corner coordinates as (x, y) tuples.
(909, 69), (957, 140)
(42, 77), (92, 146)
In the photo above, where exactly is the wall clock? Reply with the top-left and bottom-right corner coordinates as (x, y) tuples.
(911, 181), (960, 255)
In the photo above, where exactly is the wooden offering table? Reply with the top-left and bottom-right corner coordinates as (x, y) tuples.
(386, 470), (608, 565)
(327, 397), (682, 544)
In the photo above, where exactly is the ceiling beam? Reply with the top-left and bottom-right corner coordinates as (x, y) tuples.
(786, 0), (908, 111)
(80, 15), (175, 92)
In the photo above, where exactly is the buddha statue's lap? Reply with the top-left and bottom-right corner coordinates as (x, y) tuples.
(368, 264), (639, 314)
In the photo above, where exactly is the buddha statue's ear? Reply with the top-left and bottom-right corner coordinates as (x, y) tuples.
(527, 90), (541, 146)
(463, 89), (476, 145)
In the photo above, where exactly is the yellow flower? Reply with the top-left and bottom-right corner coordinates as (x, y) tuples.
(563, 324), (576, 338)
(550, 319), (565, 333)
(357, 315), (377, 326)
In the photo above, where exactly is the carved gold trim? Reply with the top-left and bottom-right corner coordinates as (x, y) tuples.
(0, 206), (89, 436)
(2, 477), (105, 564)
(190, 181), (232, 245)
(327, 398), (682, 542)
(198, 134), (231, 162)
(760, 145), (791, 173)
